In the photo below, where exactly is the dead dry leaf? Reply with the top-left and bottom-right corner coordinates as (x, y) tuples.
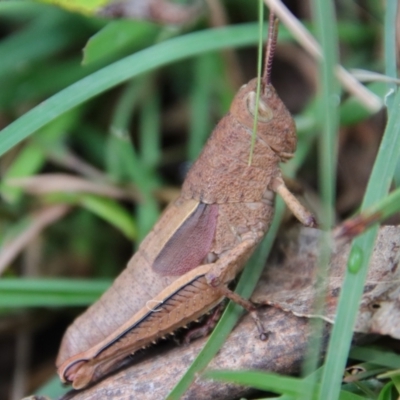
(6, 174), (139, 201)
(99, 0), (203, 25)
(252, 225), (400, 339)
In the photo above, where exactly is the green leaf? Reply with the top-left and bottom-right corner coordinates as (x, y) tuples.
(203, 370), (368, 400)
(0, 278), (111, 307)
(321, 79), (400, 400)
(0, 23), (292, 158)
(188, 54), (217, 160)
(1, 143), (45, 203)
(350, 347), (400, 370)
(37, 0), (107, 15)
(0, 6), (93, 80)
(340, 82), (386, 126)
(204, 370), (308, 397)
(78, 194), (137, 240)
(377, 382), (396, 400)
(35, 374), (70, 398)
(83, 20), (160, 65)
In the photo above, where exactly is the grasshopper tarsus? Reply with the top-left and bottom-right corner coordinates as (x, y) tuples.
(249, 309), (269, 341)
(307, 215), (318, 228)
(271, 177), (317, 228)
(259, 331), (270, 341)
(216, 286), (269, 340)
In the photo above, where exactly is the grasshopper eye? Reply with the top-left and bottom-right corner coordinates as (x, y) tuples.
(246, 91), (273, 122)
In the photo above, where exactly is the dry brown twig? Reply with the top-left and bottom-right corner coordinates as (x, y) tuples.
(264, 0), (383, 112)
(0, 205), (70, 275)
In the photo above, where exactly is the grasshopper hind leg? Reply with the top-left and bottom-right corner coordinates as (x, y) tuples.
(183, 301), (226, 344)
(217, 285), (269, 341)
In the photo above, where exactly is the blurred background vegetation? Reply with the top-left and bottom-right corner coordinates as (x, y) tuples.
(0, 0), (398, 399)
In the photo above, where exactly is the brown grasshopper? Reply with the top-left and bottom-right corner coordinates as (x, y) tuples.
(56, 14), (315, 390)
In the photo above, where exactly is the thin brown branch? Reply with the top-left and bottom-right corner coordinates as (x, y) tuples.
(6, 174), (140, 202)
(264, 0), (382, 112)
(0, 205), (70, 275)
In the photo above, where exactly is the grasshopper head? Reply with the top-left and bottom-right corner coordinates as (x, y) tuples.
(229, 78), (296, 161)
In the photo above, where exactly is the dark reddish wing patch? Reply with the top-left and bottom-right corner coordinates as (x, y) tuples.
(153, 203), (218, 276)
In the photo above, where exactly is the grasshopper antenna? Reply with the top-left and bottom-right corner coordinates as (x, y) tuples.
(263, 11), (279, 89)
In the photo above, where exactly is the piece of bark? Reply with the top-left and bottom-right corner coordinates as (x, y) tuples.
(252, 225), (400, 339)
(56, 225), (399, 399)
(60, 307), (322, 400)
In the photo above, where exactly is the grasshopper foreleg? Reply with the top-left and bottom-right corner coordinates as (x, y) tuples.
(271, 176), (316, 227)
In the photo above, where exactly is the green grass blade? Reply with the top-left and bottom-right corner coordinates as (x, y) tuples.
(377, 382), (396, 400)
(384, 0), (400, 188)
(0, 23), (289, 156)
(139, 90), (161, 170)
(0, 143), (45, 203)
(336, 186), (400, 236)
(204, 370), (308, 397)
(44, 191), (137, 239)
(303, 0), (339, 387)
(188, 54), (216, 161)
(350, 346), (400, 370)
(108, 78), (162, 241)
(0, 10), (65, 79)
(312, 0), (338, 235)
(384, 0), (397, 111)
(0, 23), (292, 158)
(319, 65), (400, 400)
(78, 194), (137, 240)
(0, 57), (98, 108)
(248, 0), (264, 166)
(106, 77), (150, 183)
(203, 370), (368, 400)
(0, 1), (53, 16)
(339, 82), (386, 126)
(35, 374), (70, 398)
(166, 199), (286, 400)
(83, 20), (160, 66)
(0, 278), (111, 307)
(136, 90), (161, 239)
(391, 375), (400, 394)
